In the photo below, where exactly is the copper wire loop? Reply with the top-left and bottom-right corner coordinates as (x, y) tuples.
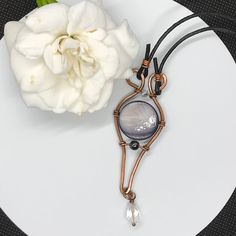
(124, 191), (136, 201)
(149, 73), (168, 92)
(114, 69), (166, 202)
(126, 70), (145, 91)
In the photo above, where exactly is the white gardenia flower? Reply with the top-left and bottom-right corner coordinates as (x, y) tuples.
(4, 1), (139, 115)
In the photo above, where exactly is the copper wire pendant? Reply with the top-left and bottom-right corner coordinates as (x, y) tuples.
(112, 11), (236, 226)
(113, 70), (167, 226)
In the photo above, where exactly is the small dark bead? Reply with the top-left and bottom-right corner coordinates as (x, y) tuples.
(129, 141), (140, 150)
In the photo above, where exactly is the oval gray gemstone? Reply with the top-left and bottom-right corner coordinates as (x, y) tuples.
(119, 101), (159, 140)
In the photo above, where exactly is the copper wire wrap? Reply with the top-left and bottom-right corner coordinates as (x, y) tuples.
(114, 70), (166, 202)
(149, 73), (168, 91)
(142, 59), (150, 69)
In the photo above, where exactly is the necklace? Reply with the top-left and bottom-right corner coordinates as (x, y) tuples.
(114, 12), (236, 226)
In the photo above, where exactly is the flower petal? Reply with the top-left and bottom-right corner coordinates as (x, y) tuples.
(82, 28), (107, 41)
(67, 1), (106, 35)
(108, 20), (139, 58)
(44, 44), (72, 75)
(104, 13), (116, 30)
(11, 48), (57, 92)
(60, 37), (81, 52)
(105, 20), (139, 78)
(22, 93), (51, 111)
(15, 26), (54, 59)
(85, 36), (119, 79)
(38, 80), (80, 113)
(89, 0), (103, 7)
(73, 58), (98, 78)
(4, 21), (24, 51)
(98, 48), (119, 79)
(26, 3), (69, 35)
(68, 100), (89, 115)
(88, 80), (113, 112)
(82, 70), (106, 105)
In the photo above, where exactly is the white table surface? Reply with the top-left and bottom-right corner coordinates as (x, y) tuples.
(0, 0), (236, 235)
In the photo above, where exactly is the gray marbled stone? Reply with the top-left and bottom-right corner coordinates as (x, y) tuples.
(119, 101), (159, 140)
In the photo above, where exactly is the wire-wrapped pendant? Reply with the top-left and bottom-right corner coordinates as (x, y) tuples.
(113, 70), (167, 226)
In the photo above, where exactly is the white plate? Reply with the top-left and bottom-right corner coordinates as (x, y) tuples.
(0, 0), (236, 235)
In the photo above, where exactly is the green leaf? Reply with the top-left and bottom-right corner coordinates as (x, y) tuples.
(36, 0), (58, 7)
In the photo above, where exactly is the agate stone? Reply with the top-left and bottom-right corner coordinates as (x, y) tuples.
(119, 101), (159, 140)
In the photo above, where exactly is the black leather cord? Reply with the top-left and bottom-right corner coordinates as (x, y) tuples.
(137, 12), (236, 94)
(148, 12), (236, 62)
(137, 12), (236, 82)
(158, 27), (236, 73)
